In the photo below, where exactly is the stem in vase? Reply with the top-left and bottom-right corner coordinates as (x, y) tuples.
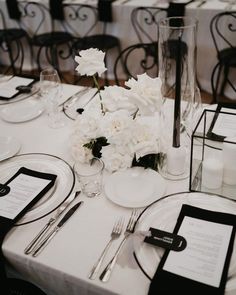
(93, 75), (105, 115)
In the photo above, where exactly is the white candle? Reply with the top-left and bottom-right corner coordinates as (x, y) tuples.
(167, 146), (186, 176)
(201, 158), (223, 189)
(223, 137), (236, 185)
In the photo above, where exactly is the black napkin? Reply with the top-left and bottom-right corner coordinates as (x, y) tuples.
(98, 0), (115, 22)
(148, 204), (236, 295)
(49, 0), (64, 20)
(6, 0), (21, 20)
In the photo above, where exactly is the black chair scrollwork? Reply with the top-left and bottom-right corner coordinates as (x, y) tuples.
(0, 1), (29, 75)
(19, 1), (74, 81)
(210, 11), (236, 103)
(70, 3), (123, 85)
(113, 43), (159, 86)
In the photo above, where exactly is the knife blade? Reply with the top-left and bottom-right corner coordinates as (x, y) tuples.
(24, 191), (81, 255)
(32, 201), (83, 257)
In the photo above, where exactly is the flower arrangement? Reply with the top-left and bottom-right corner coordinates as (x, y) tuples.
(72, 48), (164, 173)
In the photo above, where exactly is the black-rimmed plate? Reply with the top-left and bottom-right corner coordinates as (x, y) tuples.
(0, 153), (75, 225)
(134, 191), (236, 295)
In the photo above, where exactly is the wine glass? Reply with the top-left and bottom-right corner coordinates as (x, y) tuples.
(40, 68), (65, 128)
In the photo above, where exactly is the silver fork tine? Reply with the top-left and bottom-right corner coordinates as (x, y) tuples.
(88, 217), (124, 280)
(100, 210), (139, 283)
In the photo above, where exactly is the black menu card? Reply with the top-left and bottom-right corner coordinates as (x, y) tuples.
(148, 205), (236, 295)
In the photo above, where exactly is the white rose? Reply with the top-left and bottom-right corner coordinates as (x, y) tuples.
(100, 85), (136, 113)
(101, 145), (133, 173)
(71, 142), (93, 164)
(125, 73), (163, 115)
(74, 110), (102, 139)
(100, 110), (132, 142)
(75, 48), (107, 77)
(130, 115), (161, 159)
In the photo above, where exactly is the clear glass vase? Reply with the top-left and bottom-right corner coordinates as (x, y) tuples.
(157, 16), (198, 180)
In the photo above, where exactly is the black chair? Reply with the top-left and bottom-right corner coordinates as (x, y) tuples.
(119, 6), (188, 87)
(210, 11), (236, 103)
(0, 1), (29, 75)
(131, 6), (167, 67)
(69, 3), (123, 85)
(113, 43), (159, 86)
(19, 1), (74, 82)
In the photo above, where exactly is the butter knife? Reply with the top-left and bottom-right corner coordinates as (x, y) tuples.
(32, 201), (83, 257)
(24, 191), (80, 255)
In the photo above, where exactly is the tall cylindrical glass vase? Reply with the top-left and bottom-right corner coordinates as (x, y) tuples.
(158, 16), (198, 180)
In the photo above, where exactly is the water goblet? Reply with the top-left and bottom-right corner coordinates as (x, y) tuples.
(40, 68), (65, 128)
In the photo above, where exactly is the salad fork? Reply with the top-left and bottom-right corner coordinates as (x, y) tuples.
(100, 210), (139, 282)
(88, 217), (124, 280)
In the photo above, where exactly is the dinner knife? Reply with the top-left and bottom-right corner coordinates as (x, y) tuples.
(24, 191), (80, 255)
(32, 201), (83, 257)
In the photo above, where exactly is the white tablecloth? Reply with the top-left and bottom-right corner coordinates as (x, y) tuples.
(0, 0), (235, 98)
(1, 84), (189, 295)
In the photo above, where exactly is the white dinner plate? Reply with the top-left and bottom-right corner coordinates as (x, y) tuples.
(134, 192), (236, 295)
(63, 88), (98, 120)
(0, 98), (44, 123)
(104, 167), (166, 208)
(0, 83), (40, 105)
(0, 136), (21, 162)
(0, 153), (75, 225)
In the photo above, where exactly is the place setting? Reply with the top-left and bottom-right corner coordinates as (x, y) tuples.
(132, 191), (236, 295)
(0, 153), (76, 225)
(0, 75), (40, 106)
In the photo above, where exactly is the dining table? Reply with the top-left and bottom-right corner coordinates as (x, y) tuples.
(0, 0), (235, 99)
(1, 78), (236, 295)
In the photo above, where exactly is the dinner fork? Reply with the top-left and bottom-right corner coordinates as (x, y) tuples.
(88, 217), (124, 280)
(100, 210), (139, 282)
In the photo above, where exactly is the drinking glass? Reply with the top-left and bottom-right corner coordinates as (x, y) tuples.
(74, 158), (104, 198)
(40, 68), (64, 128)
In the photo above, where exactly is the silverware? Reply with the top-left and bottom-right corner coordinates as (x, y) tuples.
(32, 201), (83, 257)
(24, 191), (80, 255)
(100, 210), (139, 282)
(88, 217), (124, 280)
(60, 87), (89, 107)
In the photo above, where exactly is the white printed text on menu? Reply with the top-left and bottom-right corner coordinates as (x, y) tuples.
(163, 216), (233, 287)
(0, 173), (51, 219)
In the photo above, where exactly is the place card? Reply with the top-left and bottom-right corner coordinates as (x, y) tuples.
(148, 205), (236, 295)
(0, 76), (35, 100)
(0, 167), (56, 221)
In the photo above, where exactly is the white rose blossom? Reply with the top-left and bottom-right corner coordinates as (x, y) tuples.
(125, 73), (163, 116)
(130, 115), (161, 160)
(101, 145), (133, 173)
(71, 140), (93, 164)
(73, 109), (103, 140)
(100, 110), (133, 145)
(100, 85), (136, 113)
(75, 48), (107, 77)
